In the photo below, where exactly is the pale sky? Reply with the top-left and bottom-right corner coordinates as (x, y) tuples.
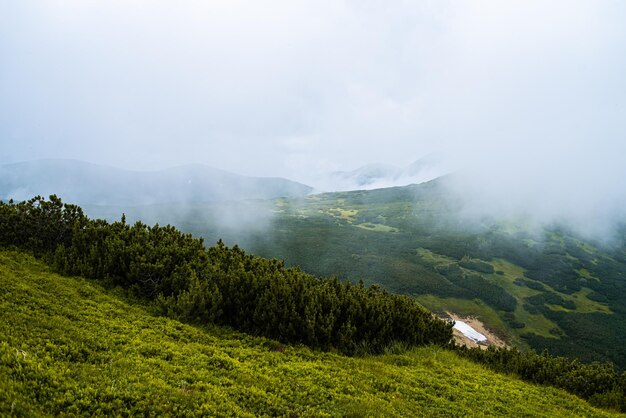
(1, 1), (626, 224)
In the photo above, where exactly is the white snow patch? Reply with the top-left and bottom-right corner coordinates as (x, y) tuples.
(453, 321), (487, 343)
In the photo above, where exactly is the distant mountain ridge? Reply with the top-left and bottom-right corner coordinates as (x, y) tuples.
(0, 159), (313, 205)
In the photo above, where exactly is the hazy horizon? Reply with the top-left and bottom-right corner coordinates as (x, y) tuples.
(2, 1), (625, 231)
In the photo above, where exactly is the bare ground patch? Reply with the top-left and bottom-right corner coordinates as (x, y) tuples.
(444, 312), (509, 350)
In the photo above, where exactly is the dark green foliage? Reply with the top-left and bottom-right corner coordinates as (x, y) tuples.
(525, 292), (576, 310)
(523, 302), (545, 315)
(509, 321), (526, 329)
(459, 258), (495, 274)
(436, 264), (517, 312)
(224, 191), (626, 367)
(425, 229), (585, 296)
(0, 195), (85, 256)
(503, 312), (526, 329)
(1, 251), (616, 417)
(95, 180), (626, 368)
(0, 196), (452, 355)
(3, 196), (626, 413)
(455, 345), (626, 412)
(524, 311), (626, 368)
(514, 277), (547, 291)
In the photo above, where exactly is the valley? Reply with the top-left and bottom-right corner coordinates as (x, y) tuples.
(86, 177), (626, 368)
(2, 193), (625, 415)
(4, 2), (625, 415)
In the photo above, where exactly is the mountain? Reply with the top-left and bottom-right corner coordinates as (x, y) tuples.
(0, 159), (312, 206)
(90, 177), (626, 369)
(316, 154), (449, 191)
(1, 250), (619, 417)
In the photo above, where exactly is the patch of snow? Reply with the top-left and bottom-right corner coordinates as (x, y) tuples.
(453, 321), (487, 343)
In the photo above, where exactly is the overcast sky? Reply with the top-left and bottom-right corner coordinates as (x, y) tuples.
(1, 1), (625, 221)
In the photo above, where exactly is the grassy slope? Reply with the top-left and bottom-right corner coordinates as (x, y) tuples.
(83, 182), (626, 367)
(117, 181), (623, 367)
(0, 251), (621, 417)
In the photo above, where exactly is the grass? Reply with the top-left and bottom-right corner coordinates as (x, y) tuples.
(413, 247), (614, 342)
(413, 295), (515, 341)
(83, 182), (626, 368)
(354, 222), (399, 233)
(570, 287), (612, 314)
(413, 251), (558, 342)
(1, 250), (622, 417)
(486, 259), (561, 338)
(326, 208), (359, 223)
(415, 247), (456, 266)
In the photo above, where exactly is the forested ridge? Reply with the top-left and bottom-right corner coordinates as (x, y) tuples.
(1, 195), (626, 412)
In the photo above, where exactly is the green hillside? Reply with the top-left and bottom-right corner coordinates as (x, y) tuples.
(1, 250), (621, 417)
(89, 178), (626, 368)
(247, 183), (626, 368)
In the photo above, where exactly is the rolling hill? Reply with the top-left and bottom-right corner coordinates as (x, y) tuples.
(0, 159), (312, 206)
(85, 177), (626, 369)
(1, 250), (621, 417)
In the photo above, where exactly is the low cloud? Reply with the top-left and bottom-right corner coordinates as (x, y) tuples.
(1, 1), (624, 238)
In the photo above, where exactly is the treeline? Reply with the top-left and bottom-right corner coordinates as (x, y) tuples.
(0, 195), (452, 354)
(454, 345), (626, 412)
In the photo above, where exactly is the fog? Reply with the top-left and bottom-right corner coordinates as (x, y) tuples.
(1, 1), (625, 235)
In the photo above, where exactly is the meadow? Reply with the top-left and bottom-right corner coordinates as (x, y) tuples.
(1, 250), (621, 417)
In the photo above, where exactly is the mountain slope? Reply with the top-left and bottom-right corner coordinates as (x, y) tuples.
(0, 250), (619, 417)
(245, 181), (626, 367)
(89, 178), (626, 368)
(0, 159), (312, 205)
